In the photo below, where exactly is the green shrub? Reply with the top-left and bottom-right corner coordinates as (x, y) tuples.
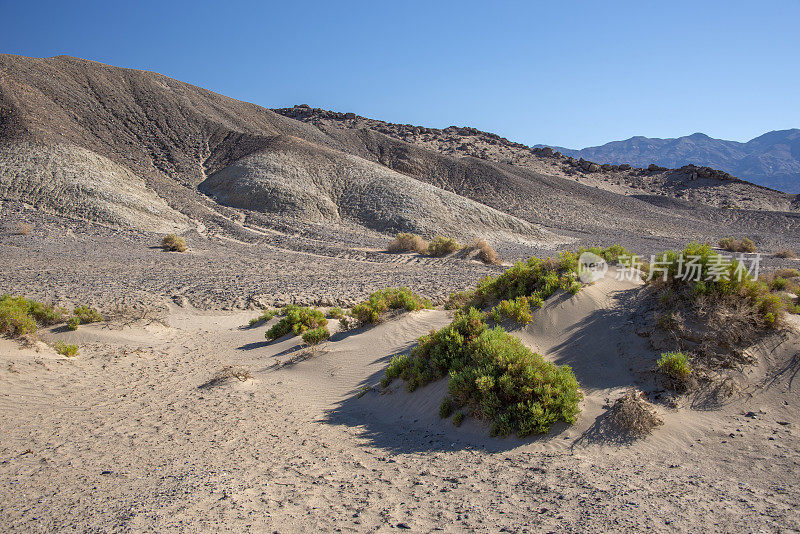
(452, 412), (465, 427)
(444, 290), (476, 310)
(326, 307), (346, 320)
(387, 233), (429, 254)
(351, 287), (432, 325)
(249, 308), (279, 326)
(770, 277), (788, 291)
(67, 316), (80, 331)
(266, 305), (327, 340)
(0, 296), (38, 337)
(577, 244), (635, 264)
(489, 296), (533, 325)
(302, 326), (330, 345)
(427, 236), (462, 257)
(383, 308), (581, 437)
(657, 351), (691, 381)
(773, 268), (800, 279)
(29, 302), (66, 325)
(161, 233), (187, 252)
(54, 341), (78, 357)
(439, 397), (454, 419)
(73, 306), (102, 325)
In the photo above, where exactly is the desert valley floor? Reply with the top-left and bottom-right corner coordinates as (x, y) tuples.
(1, 211), (800, 533)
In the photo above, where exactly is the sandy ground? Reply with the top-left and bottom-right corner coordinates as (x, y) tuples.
(2, 273), (799, 532)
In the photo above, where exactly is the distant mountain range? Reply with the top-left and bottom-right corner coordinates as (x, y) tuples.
(541, 130), (800, 193)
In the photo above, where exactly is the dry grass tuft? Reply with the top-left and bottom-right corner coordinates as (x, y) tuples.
(161, 234), (187, 252)
(467, 238), (501, 265)
(427, 236), (462, 257)
(774, 248), (798, 259)
(387, 233), (428, 254)
(608, 389), (663, 437)
(13, 222), (33, 235)
(198, 365), (253, 389)
(718, 237), (756, 253)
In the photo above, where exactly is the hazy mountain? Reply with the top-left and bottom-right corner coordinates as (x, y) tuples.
(543, 130), (800, 193)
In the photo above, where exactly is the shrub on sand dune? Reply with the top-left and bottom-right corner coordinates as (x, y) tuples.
(266, 305), (327, 340)
(351, 287), (432, 325)
(608, 389), (663, 437)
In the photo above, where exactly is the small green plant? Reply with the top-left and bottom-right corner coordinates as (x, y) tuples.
(452, 412), (465, 427)
(67, 316), (80, 331)
(249, 308), (279, 326)
(326, 307), (346, 320)
(161, 233), (187, 252)
(351, 287), (432, 325)
(439, 397), (454, 419)
(427, 236), (462, 257)
(73, 306), (102, 325)
(53, 341), (78, 357)
(387, 233), (429, 254)
(657, 351), (692, 381)
(266, 305), (327, 340)
(770, 277), (788, 291)
(773, 268), (799, 279)
(302, 326), (330, 345)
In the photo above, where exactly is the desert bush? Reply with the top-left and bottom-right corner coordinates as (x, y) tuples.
(13, 222), (32, 235)
(302, 326), (330, 345)
(774, 248), (798, 259)
(439, 396), (454, 419)
(29, 302), (66, 325)
(351, 287), (432, 325)
(657, 351), (692, 381)
(382, 307), (581, 437)
(67, 316), (80, 331)
(467, 239), (501, 265)
(608, 389), (663, 437)
(718, 237), (756, 253)
(53, 341), (78, 357)
(427, 236), (462, 257)
(0, 296), (38, 337)
(199, 365), (253, 388)
(770, 277), (789, 291)
(489, 296), (534, 325)
(387, 233), (429, 254)
(265, 305), (327, 340)
(452, 412), (465, 427)
(444, 290), (476, 310)
(479, 251), (581, 304)
(73, 306), (102, 325)
(161, 233), (187, 252)
(249, 308), (279, 326)
(773, 268), (800, 279)
(326, 307), (346, 320)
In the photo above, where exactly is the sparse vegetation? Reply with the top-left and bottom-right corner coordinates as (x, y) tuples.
(773, 268), (799, 279)
(439, 396), (454, 419)
(67, 316), (80, 331)
(387, 233), (429, 254)
(161, 233), (187, 252)
(452, 411), (465, 427)
(326, 307), (346, 320)
(249, 308), (280, 326)
(265, 305), (327, 340)
(774, 248), (798, 259)
(53, 341), (78, 357)
(351, 287), (432, 325)
(608, 389), (663, 437)
(0, 295), (39, 337)
(73, 305), (103, 325)
(302, 326), (330, 345)
(466, 239), (501, 265)
(657, 351), (692, 381)
(198, 365), (253, 389)
(718, 237), (756, 253)
(427, 236), (462, 257)
(382, 308), (581, 437)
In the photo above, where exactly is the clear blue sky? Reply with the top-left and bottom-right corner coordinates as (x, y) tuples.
(1, 0), (798, 148)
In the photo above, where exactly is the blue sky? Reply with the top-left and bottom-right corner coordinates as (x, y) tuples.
(1, 0), (798, 148)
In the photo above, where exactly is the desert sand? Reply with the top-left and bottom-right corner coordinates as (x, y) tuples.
(2, 268), (799, 532)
